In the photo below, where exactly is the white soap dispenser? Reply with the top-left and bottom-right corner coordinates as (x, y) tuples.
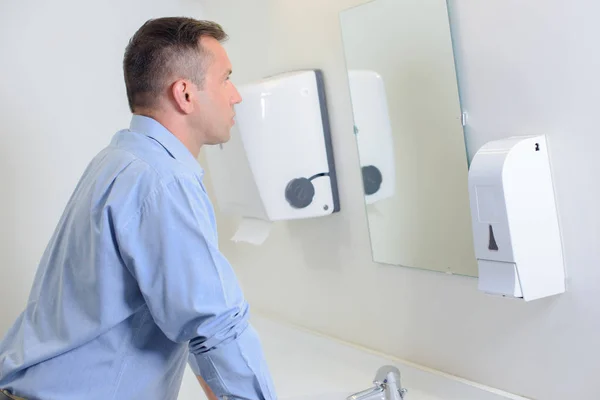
(468, 135), (565, 301)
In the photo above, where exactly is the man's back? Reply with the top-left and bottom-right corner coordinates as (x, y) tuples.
(0, 116), (263, 400)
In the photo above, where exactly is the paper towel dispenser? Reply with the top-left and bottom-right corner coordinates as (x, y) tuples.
(468, 135), (565, 301)
(204, 69), (340, 222)
(348, 70), (396, 204)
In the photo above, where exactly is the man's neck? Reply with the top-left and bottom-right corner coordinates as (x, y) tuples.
(134, 111), (202, 158)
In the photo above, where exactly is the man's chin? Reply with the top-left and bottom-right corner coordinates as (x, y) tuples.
(207, 134), (231, 146)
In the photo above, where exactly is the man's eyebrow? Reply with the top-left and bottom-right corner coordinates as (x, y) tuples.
(224, 69), (232, 78)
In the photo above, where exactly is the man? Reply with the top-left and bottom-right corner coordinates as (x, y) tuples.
(0, 17), (276, 400)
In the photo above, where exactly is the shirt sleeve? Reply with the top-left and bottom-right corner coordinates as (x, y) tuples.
(117, 174), (276, 400)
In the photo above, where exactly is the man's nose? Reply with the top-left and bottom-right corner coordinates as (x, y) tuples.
(232, 84), (242, 104)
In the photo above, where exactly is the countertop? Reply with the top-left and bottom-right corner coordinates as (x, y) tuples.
(177, 315), (528, 400)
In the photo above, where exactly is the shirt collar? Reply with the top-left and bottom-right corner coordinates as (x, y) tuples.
(129, 115), (204, 178)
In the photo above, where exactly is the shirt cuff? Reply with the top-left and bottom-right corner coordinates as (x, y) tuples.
(192, 324), (276, 400)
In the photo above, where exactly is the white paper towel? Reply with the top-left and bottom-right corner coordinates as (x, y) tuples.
(231, 217), (272, 245)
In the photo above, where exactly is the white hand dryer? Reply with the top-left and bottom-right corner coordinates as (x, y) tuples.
(347, 70), (396, 204)
(204, 69), (340, 222)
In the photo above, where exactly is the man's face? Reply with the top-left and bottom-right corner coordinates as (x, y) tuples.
(193, 36), (242, 145)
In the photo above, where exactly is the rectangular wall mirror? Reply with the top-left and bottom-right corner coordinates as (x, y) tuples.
(340, 0), (477, 276)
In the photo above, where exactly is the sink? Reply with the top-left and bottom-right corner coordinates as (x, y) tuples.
(281, 389), (440, 400)
(281, 394), (352, 400)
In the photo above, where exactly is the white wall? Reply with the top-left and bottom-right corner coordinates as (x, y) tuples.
(0, 1), (206, 398)
(200, 1), (600, 399)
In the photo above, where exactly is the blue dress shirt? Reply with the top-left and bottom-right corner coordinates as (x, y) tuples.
(0, 115), (276, 400)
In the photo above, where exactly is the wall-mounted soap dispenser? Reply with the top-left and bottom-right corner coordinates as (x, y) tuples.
(468, 135), (565, 301)
(204, 69), (340, 222)
(348, 70), (396, 204)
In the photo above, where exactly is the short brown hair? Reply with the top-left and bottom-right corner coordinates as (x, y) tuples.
(123, 17), (227, 112)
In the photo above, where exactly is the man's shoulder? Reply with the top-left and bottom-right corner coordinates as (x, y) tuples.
(108, 130), (196, 184)
(87, 131), (202, 220)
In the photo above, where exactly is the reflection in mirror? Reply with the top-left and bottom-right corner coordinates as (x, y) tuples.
(340, 0), (477, 276)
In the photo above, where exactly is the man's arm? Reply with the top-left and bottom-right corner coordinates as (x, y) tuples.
(197, 375), (218, 400)
(117, 175), (276, 399)
(188, 349), (236, 400)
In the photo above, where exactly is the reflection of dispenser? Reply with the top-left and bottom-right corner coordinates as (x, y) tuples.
(348, 70), (395, 204)
(468, 135), (565, 301)
(204, 69), (340, 221)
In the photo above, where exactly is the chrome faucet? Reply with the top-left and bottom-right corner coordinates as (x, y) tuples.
(347, 366), (408, 400)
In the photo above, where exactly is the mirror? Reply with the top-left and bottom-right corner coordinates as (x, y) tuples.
(340, 0), (477, 276)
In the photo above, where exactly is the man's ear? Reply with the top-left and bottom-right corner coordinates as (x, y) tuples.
(171, 79), (195, 114)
